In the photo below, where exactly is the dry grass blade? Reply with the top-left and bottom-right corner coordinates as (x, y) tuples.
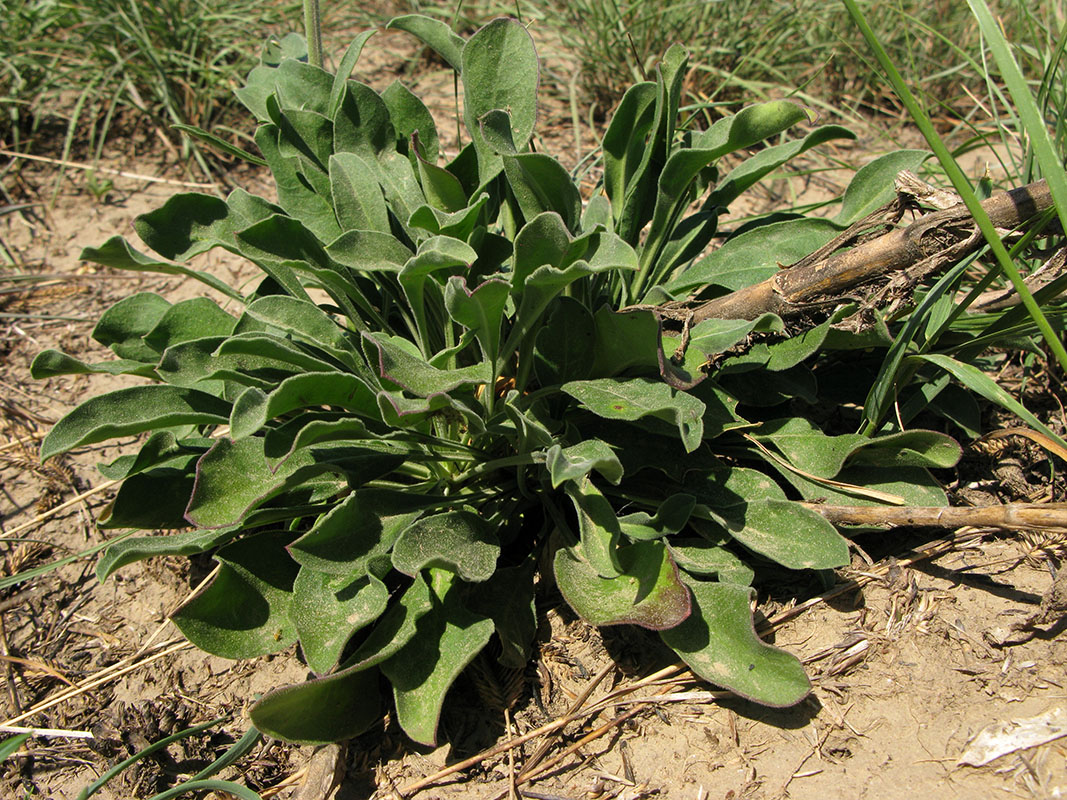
(977, 427), (1067, 464)
(3, 478), (117, 538)
(0, 149), (219, 189)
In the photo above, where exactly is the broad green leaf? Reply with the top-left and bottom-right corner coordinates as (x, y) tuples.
(565, 477), (624, 577)
(392, 511), (500, 582)
(444, 276), (509, 364)
(29, 350), (157, 380)
(727, 499), (848, 569)
(752, 417), (866, 478)
(618, 494), (695, 541)
(415, 142), (468, 213)
(562, 377), (705, 452)
(363, 332), (485, 396)
(288, 490), (428, 575)
(386, 14), (465, 72)
(589, 307), (660, 377)
(503, 153), (582, 232)
(462, 18), (539, 180)
(329, 153), (390, 233)
(143, 297), (237, 353)
(640, 101), (809, 282)
(661, 314), (784, 390)
(534, 297), (596, 386)
(553, 539), (691, 630)
(327, 229), (413, 272)
(96, 467), (198, 530)
(272, 58), (332, 116)
(273, 106), (333, 171)
(707, 125), (855, 209)
(512, 213), (593, 285)
(172, 123), (268, 166)
(92, 292), (171, 361)
(546, 439), (623, 488)
(254, 124), (342, 244)
(291, 564), (390, 673)
(381, 570), (495, 745)
(263, 415), (376, 464)
(668, 538), (754, 585)
(172, 531), (299, 659)
(835, 149), (930, 226)
(134, 193), (248, 262)
(241, 295), (365, 373)
(346, 571), (434, 669)
(96, 431), (207, 481)
(41, 386), (230, 461)
(719, 319), (833, 374)
(382, 81), (439, 163)
(251, 666), (381, 744)
(661, 579), (810, 706)
(229, 373), (380, 440)
(719, 363), (818, 406)
(465, 560), (537, 668)
(408, 194), (490, 241)
(185, 437), (403, 528)
(97, 525), (241, 581)
(846, 429), (961, 470)
(669, 217), (840, 294)
(602, 81), (657, 236)
(777, 464), (949, 507)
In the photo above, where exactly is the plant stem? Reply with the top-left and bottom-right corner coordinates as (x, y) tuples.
(303, 0), (323, 69)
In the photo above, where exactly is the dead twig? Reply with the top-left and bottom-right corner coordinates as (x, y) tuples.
(806, 501), (1067, 532)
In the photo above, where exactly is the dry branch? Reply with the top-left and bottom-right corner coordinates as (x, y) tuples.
(807, 501), (1067, 531)
(669, 179), (1055, 322)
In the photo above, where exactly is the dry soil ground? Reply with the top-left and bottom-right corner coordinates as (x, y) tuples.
(1, 22), (1066, 800)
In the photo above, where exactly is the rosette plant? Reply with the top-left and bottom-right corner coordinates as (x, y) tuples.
(34, 17), (960, 745)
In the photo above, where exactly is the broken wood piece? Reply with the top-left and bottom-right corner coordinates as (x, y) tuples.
(687, 179), (1054, 322)
(807, 501), (1067, 531)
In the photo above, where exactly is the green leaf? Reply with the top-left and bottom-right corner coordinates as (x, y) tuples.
(589, 307), (660, 378)
(562, 377), (705, 452)
(41, 386), (231, 462)
(92, 291), (172, 361)
(545, 439), (623, 488)
(288, 490), (428, 575)
(241, 295), (365, 373)
(96, 431), (206, 481)
(602, 81), (658, 236)
(777, 464), (949, 507)
(327, 229), (413, 272)
(291, 564), (390, 673)
(669, 217), (840, 294)
(171, 531), (299, 659)
(143, 297), (237, 353)
(618, 493), (695, 541)
(668, 538), (754, 585)
(462, 18), (539, 180)
(229, 372), (380, 440)
(185, 437), (403, 529)
(565, 477), (624, 577)
(503, 153), (582, 232)
(97, 526), (240, 581)
(444, 276), (509, 365)
(661, 314), (784, 390)
(660, 579), (810, 706)
(392, 511), (500, 582)
(251, 667), (382, 744)
(97, 467), (198, 530)
(553, 539), (691, 630)
(29, 350), (157, 380)
(134, 192), (249, 262)
(465, 560), (537, 668)
(534, 297), (596, 386)
(387, 14), (465, 72)
(752, 417), (867, 478)
(364, 332), (485, 396)
(329, 153), (390, 233)
(381, 569), (497, 746)
(382, 81), (439, 163)
(0, 734), (29, 761)
(721, 499), (849, 570)
(415, 141), (468, 213)
(835, 149), (930, 226)
(329, 29), (378, 116)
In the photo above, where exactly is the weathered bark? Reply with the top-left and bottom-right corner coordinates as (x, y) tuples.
(681, 179), (1055, 322)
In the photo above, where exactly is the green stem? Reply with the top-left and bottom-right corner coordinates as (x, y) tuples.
(303, 0), (323, 69)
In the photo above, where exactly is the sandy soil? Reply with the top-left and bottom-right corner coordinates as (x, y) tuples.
(1, 19), (1066, 800)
